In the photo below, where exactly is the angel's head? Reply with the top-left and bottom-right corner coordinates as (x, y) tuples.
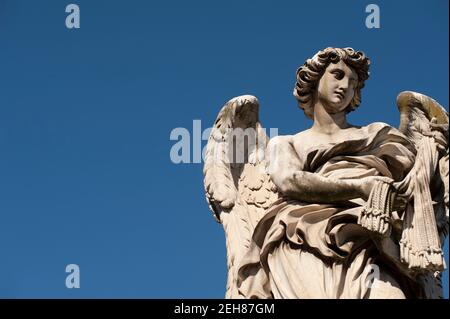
(293, 47), (370, 119)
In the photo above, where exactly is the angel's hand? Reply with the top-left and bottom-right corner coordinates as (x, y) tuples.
(391, 178), (415, 214)
(357, 176), (394, 201)
(392, 192), (408, 213)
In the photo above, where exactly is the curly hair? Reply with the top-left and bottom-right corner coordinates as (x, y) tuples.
(293, 47), (370, 119)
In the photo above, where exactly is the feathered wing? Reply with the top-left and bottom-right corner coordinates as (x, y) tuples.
(203, 95), (279, 298)
(396, 91), (449, 298)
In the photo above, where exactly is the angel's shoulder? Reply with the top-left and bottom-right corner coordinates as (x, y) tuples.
(268, 131), (312, 162)
(292, 129), (312, 141)
(291, 129), (317, 154)
(268, 134), (299, 154)
(268, 134), (293, 146)
(267, 135), (297, 157)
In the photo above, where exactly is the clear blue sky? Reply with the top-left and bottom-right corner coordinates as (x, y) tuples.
(0, 0), (448, 298)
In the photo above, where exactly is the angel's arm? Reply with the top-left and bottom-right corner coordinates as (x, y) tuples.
(267, 136), (369, 203)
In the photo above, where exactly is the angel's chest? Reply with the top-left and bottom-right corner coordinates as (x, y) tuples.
(293, 129), (363, 153)
(291, 133), (361, 166)
(292, 135), (336, 155)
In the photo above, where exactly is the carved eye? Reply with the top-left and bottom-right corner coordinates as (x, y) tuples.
(331, 70), (344, 80)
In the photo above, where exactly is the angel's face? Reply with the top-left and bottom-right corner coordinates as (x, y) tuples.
(317, 60), (358, 114)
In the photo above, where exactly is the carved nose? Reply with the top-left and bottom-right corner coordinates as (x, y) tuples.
(339, 79), (350, 91)
(336, 87), (347, 96)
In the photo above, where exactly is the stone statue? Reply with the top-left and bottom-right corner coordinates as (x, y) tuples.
(203, 47), (449, 299)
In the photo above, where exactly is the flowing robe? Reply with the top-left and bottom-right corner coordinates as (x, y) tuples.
(237, 122), (420, 298)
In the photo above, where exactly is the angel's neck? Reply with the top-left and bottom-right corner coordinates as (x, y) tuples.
(311, 102), (349, 134)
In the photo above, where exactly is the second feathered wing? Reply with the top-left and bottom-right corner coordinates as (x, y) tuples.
(395, 91), (449, 298)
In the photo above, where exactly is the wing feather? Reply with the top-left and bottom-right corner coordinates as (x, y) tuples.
(203, 95), (278, 297)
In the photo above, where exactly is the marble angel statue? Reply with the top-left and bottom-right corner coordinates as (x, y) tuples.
(203, 47), (449, 299)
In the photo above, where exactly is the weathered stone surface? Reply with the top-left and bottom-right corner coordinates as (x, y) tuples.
(203, 47), (449, 299)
